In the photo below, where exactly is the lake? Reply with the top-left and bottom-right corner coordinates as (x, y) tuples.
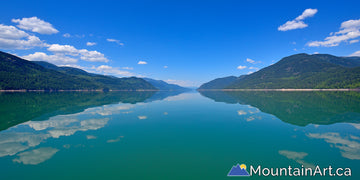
(0, 91), (359, 179)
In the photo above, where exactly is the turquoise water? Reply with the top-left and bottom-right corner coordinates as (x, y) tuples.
(0, 91), (359, 179)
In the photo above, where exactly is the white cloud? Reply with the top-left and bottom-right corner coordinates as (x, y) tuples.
(295, 8), (318, 21)
(350, 39), (359, 44)
(349, 50), (360, 57)
(48, 44), (78, 55)
(0, 24), (28, 39)
(237, 65), (247, 70)
(94, 65), (134, 77)
(22, 52), (78, 65)
(78, 49), (108, 62)
(138, 61), (147, 65)
(307, 19), (360, 47)
(13, 147), (59, 165)
(12, 17), (58, 34)
(164, 65), (168, 68)
(106, 38), (124, 46)
(0, 24), (44, 49)
(246, 58), (255, 63)
(249, 67), (259, 70)
(47, 44), (109, 62)
(86, 42), (96, 46)
(63, 33), (71, 38)
(278, 8), (317, 31)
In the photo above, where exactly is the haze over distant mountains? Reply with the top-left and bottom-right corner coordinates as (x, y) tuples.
(199, 53), (360, 90)
(143, 78), (190, 91)
(0, 51), (188, 91)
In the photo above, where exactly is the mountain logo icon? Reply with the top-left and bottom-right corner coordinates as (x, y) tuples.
(227, 163), (250, 176)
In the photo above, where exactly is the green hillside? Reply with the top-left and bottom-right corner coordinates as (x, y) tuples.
(198, 76), (243, 90)
(199, 53), (360, 89)
(0, 51), (156, 91)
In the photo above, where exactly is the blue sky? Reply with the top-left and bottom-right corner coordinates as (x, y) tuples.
(1, 0), (360, 87)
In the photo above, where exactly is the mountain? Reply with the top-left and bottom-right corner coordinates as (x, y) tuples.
(198, 76), (244, 90)
(199, 53), (360, 89)
(0, 51), (156, 91)
(33, 61), (94, 76)
(143, 78), (190, 91)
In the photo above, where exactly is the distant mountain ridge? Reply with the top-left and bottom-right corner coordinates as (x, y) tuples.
(199, 53), (360, 89)
(0, 51), (156, 91)
(143, 78), (190, 91)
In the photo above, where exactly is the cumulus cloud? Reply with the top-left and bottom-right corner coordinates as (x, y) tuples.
(47, 44), (78, 56)
(86, 42), (96, 46)
(78, 49), (108, 62)
(94, 65), (134, 76)
(22, 52), (78, 65)
(246, 58), (255, 63)
(138, 61), (147, 65)
(307, 19), (360, 47)
(278, 8), (317, 31)
(237, 65), (247, 70)
(0, 24), (44, 49)
(12, 17), (58, 34)
(106, 38), (124, 46)
(47, 44), (108, 62)
(349, 51), (360, 57)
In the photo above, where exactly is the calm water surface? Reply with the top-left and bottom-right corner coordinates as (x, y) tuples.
(0, 91), (359, 180)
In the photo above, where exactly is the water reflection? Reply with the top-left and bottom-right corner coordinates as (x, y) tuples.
(0, 91), (187, 165)
(0, 91), (156, 131)
(278, 150), (315, 168)
(199, 91), (360, 126)
(307, 132), (360, 160)
(13, 147), (59, 165)
(200, 91), (360, 165)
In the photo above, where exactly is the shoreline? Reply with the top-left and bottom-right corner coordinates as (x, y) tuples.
(198, 88), (360, 92)
(0, 89), (159, 92)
